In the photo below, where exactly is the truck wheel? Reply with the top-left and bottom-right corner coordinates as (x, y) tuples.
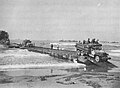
(95, 56), (100, 62)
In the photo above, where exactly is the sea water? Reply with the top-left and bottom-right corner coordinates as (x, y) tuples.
(0, 48), (85, 71)
(0, 42), (120, 88)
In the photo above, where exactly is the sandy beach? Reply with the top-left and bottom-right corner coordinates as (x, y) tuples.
(0, 43), (120, 88)
(0, 65), (120, 88)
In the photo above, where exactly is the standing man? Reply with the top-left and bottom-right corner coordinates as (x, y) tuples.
(51, 44), (53, 49)
(91, 38), (95, 44)
(95, 39), (99, 44)
(87, 38), (90, 44)
(57, 44), (59, 50)
(83, 40), (86, 44)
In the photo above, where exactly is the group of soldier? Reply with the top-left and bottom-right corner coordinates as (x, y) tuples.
(78, 38), (99, 44)
(76, 38), (100, 58)
(51, 44), (59, 50)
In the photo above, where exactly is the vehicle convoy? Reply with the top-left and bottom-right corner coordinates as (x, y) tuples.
(75, 39), (111, 63)
(12, 38), (111, 65)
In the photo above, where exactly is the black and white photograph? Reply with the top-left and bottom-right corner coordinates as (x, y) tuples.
(0, 0), (120, 88)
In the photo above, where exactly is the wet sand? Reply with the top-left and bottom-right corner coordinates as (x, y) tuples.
(0, 62), (120, 88)
(0, 68), (91, 88)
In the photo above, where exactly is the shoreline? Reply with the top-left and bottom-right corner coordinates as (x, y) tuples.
(0, 67), (120, 88)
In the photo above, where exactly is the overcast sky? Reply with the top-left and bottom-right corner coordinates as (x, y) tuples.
(0, 0), (120, 41)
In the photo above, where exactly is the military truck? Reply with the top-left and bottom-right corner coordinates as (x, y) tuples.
(75, 40), (111, 63)
(21, 39), (35, 47)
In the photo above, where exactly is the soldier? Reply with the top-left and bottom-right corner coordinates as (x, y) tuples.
(57, 44), (59, 50)
(83, 40), (86, 44)
(91, 38), (95, 44)
(87, 38), (90, 44)
(79, 41), (82, 44)
(51, 44), (53, 49)
(95, 39), (99, 44)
